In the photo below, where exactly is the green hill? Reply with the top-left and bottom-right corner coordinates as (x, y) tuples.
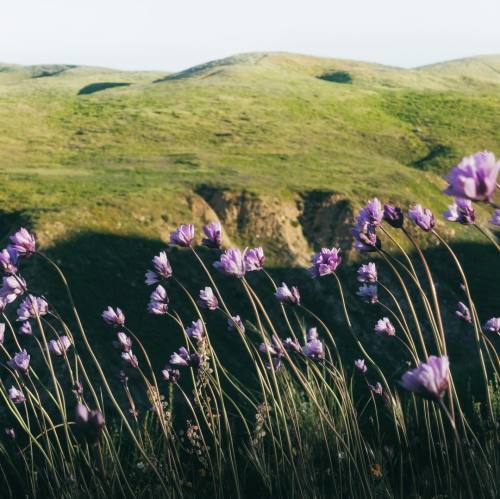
(0, 51), (498, 394)
(1, 52), (499, 257)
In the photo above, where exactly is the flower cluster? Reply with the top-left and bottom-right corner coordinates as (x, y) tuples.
(148, 285), (169, 315)
(308, 248), (341, 277)
(275, 283), (301, 305)
(400, 356), (449, 401)
(145, 251), (172, 285)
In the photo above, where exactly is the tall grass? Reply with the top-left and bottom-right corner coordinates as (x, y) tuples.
(0, 157), (498, 498)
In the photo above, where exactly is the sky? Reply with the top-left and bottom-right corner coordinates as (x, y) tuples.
(1, 0), (499, 72)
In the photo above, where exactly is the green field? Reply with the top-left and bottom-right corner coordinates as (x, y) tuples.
(0, 52), (498, 358)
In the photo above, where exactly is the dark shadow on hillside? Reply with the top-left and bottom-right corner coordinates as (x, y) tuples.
(0, 228), (497, 418)
(78, 82), (131, 95)
(317, 70), (353, 84)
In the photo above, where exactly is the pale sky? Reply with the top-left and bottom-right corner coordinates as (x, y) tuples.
(1, 0), (499, 72)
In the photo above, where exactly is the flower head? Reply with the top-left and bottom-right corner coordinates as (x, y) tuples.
(0, 276), (27, 303)
(113, 332), (132, 352)
(374, 317), (396, 337)
(48, 335), (72, 356)
(202, 221), (223, 248)
(275, 282), (300, 305)
(101, 306), (125, 327)
(227, 315), (244, 333)
(186, 319), (205, 342)
(214, 248), (247, 278)
(259, 335), (285, 370)
(198, 286), (218, 310)
(306, 327), (318, 341)
(8, 386), (26, 404)
(18, 321), (32, 336)
(148, 285), (169, 315)
(352, 222), (380, 252)
(490, 210), (500, 226)
(354, 358), (367, 374)
(161, 367), (181, 383)
(408, 204), (435, 232)
(383, 204), (404, 228)
(121, 351), (139, 368)
(369, 382), (383, 395)
(75, 404), (105, 445)
(456, 302), (472, 323)
(9, 228), (36, 257)
(7, 350), (30, 373)
(483, 317), (500, 335)
(400, 355), (449, 401)
(357, 262), (377, 283)
(170, 224), (195, 247)
(145, 251), (172, 285)
(283, 337), (302, 353)
(357, 284), (378, 304)
(0, 247), (18, 274)
(5, 428), (16, 440)
(308, 247), (341, 277)
(244, 247), (265, 272)
(169, 347), (191, 366)
(444, 151), (499, 202)
(357, 198), (384, 227)
(302, 338), (324, 361)
(443, 198), (475, 225)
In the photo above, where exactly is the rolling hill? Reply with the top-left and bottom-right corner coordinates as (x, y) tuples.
(0, 52), (498, 361)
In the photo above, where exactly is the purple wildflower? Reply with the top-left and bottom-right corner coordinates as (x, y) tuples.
(161, 367), (180, 383)
(400, 355), (449, 401)
(443, 198), (475, 225)
(283, 337), (302, 353)
(444, 151), (499, 202)
(0, 247), (18, 274)
(8, 386), (26, 404)
(5, 428), (15, 440)
(75, 404), (105, 445)
(308, 247), (342, 277)
(0, 276), (27, 304)
(483, 318), (500, 334)
(245, 247), (265, 272)
(148, 285), (169, 315)
(357, 262), (377, 283)
(170, 224), (195, 247)
(357, 198), (384, 227)
(17, 295), (48, 321)
(303, 338), (325, 361)
(113, 332), (132, 352)
(354, 359), (368, 374)
(186, 319), (205, 342)
(369, 382), (383, 396)
(490, 210), (500, 226)
(213, 248), (247, 278)
(374, 317), (396, 337)
(48, 336), (72, 356)
(408, 204), (435, 232)
(198, 286), (219, 310)
(352, 221), (380, 252)
(306, 327), (318, 341)
(202, 221), (223, 248)
(7, 350), (30, 373)
(259, 335), (285, 370)
(18, 321), (32, 336)
(8, 228), (36, 257)
(121, 351), (139, 368)
(383, 204), (404, 228)
(275, 282), (301, 305)
(456, 302), (472, 323)
(72, 381), (84, 396)
(357, 284), (378, 304)
(145, 251), (172, 285)
(169, 347), (191, 366)
(101, 306), (125, 327)
(227, 315), (245, 333)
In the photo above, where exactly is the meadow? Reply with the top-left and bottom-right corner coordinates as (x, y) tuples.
(0, 53), (498, 497)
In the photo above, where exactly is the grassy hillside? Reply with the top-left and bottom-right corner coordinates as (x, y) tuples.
(0, 52), (498, 350)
